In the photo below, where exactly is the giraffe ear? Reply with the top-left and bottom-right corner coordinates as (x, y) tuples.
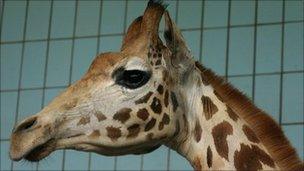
(121, 16), (143, 51)
(163, 11), (192, 68)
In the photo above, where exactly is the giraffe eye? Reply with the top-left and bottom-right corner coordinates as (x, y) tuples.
(115, 69), (151, 89)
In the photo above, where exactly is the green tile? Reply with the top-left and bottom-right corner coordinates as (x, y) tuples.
(101, 1), (126, 34)
(228, 27), (254, 75)
(51, 1), (76, 38)
(258, 0), (283, 23)
(64, 150), (89, 170)
(284, 23), (304, 71)
(202, 28), (227, 75)
(46, 40), (72, 87)
(231, 0), (255, 25)
(1, 1), (27, 42)
(178, 1), (202, 29)
(71, 38), (98, 82)
(0, 43), (22, 90)
(283, 125), (304, 160)
(255, 75), (280, 122)
(204, 1), (229, 27)
(0, 92), (18, 139)
(285, 0), (304, 21)
(142, 146), (168, 170)
(256, 25), (282, 73)
(21, 41), (47, 89)
(25, 1), (51, 40)
(116, 155), (141, 170)
(282, 73), (304, 123)
(75, 1), (101, 37)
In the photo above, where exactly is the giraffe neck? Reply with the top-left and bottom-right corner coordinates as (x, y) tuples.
(166, 63), (278, 170)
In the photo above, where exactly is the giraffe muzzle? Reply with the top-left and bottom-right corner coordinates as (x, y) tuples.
(9, 115), (56, 161)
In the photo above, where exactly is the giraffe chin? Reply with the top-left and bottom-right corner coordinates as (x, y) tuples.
(24, 139), (56, 162)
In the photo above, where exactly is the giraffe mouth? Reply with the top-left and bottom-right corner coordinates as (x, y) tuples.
(23, 133), (85, 161)
(24, 139), (56, 162)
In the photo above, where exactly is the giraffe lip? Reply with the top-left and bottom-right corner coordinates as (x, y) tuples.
(24, 139), (56, 162)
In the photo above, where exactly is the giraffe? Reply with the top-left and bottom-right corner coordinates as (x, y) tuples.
(9, 1), (303, 170)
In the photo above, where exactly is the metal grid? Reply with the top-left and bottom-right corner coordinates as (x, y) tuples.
(1, 0), (303, 170)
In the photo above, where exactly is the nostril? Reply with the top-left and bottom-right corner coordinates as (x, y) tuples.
(14, 117), (38, 132)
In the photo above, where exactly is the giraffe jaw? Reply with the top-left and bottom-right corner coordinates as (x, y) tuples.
(10, 133), (86, 162)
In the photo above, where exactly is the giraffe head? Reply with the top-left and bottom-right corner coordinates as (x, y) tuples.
(10, 1), (194, 162)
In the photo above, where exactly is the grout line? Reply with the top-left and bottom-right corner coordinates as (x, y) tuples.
(10, 0), (29, 170)
(1, 20), (302, 45)
(199, 0), (205, 63)
(36, 0), (54, 170)
(278, 0), (286, 126)
(224, 0), (231, 79)
(61, 1), (79, 171)
(251, 0), (259, 102)
(1, 70), (303, 93)
(281, 122), (304, 126)
(87, 1), (103, 171)
(0, 0), (5, 141)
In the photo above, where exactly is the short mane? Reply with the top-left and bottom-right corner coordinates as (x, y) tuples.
(195, 61), (303, 170)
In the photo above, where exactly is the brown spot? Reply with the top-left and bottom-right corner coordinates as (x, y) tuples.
(214, 90), (224, 102)
(150, 97), (162, 114)
(155, 59), (161, 65)
(194, 121), (202, 142)
(88, 130), (100, 138)
(212, 121), (233, 161)
(135, 92), (153, 104)
(234, 144), (275, 171)
(162, 113), (170, 125)
(145, 118), (156, 131)
(173, 120), (180, 137)
(201, 96), (218, 120)
(158, 113), (170, 129)
(157, 85), (164, 94)
(207, 146), (213, 168)
(164, 90), (169, 107)
(252, 145), (275, 168)
(127, 124), (140, 138)
(106, 126), (121, 141)
(170, 92), (179, 112)
(94, 111), (107, 122)
(226, 107), (238, 121)
(162, 70), (168, 82)
(62, 98), (78, 110)
(193, 156), (202, 171)
(242, 126), (260, 144)
(77, 116), (90, 126)
(137, 108), (149, 121)
(113, 108), (131, 123)
(201, 74), (209, 86)
(146, 133), (154, 140)
(157, 53), (162, 58)
(234, 144), (262, 171)
(158, 122), (164, 130)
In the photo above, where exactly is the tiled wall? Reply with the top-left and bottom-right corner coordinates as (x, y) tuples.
(1, 0), (303, 170)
